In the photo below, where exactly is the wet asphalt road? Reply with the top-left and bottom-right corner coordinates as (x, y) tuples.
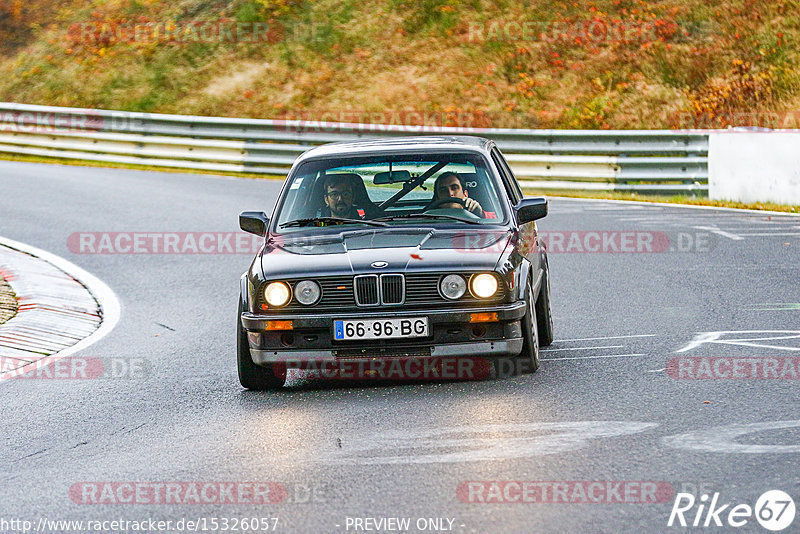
(1, 161), (799, 533)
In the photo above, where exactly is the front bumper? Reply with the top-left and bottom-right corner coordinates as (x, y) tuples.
(250, 339), (523, 365)
(242, 301), (526, 365)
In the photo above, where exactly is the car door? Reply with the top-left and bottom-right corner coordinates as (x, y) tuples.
(489, 147), (542, 286)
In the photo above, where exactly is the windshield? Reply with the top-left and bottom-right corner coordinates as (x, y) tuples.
(274, 152), (507, 233)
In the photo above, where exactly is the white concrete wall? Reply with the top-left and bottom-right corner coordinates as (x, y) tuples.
(709, 132), (800, 205)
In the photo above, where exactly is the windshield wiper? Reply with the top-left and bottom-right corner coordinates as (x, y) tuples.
(279, 217), (389, 228)
(373, 213), (482, 225)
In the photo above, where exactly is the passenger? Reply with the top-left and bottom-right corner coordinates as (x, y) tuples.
(320, 174), (363, 219)
(432, 172), (484, 217)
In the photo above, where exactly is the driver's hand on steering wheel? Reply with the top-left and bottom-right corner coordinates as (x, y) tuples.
(464, 197), (484, 217)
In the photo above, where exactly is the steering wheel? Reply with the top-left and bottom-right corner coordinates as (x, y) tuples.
(426, 197), (468, 211)
(424, 197), (481, 219)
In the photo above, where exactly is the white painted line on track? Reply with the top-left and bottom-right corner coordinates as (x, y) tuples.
(647, 368), (666, 373)
(663, 420), (800, 453)
(551, 195), (800, 217)
(692, 226), (744, 240)
(583, 207), (656, 211)
(541, 345), (624, 352)
(677, 330), (800, 353)
(711, 341), (800, 351)
(0, 236), (121, 383)
(722, 334), (800, 342)
(718, 222), (800, 226)
(555, 334), (656, 342)
(705, 228), (800, 233)
(540, 353), (645, 361)
(317, 421), (658, 465)
(736, 232), (800, 236)
(614, 217), (664, 221)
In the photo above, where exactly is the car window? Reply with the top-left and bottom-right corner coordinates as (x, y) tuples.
(490, 148), (521, 205)
(496, 149), (524, 202)
(273, 153), (509, 232)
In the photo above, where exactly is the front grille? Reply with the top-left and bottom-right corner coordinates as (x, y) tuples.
(354, 275), (379, 306)
(405, 273), (506, 305)
(257, 272), (505, 312)
(334, 346), (432, 359)
(380, 274), (404, 305)
(354, 274), (404, 306)
(405, 274), (443, 305)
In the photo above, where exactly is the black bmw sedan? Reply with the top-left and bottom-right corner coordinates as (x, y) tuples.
(237, 136), (552, 389)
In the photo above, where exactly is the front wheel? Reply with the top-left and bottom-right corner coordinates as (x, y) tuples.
(535, 260), (554, 347)
(237, 300), (284, 390)
(519, 283), (540, 374)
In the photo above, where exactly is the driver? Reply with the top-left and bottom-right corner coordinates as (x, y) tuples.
(432, 172), (484, 217)
(319, 174), (363, 219)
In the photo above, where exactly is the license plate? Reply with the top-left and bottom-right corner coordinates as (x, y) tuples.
(334, 317), (429, 341)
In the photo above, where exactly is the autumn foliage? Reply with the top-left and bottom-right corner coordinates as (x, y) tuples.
(0, 0), (797, 129)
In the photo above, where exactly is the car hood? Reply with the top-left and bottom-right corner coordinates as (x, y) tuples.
(260, 228), (511, 278)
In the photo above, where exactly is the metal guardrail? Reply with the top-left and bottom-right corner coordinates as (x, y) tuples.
(0, 102), (709, 194)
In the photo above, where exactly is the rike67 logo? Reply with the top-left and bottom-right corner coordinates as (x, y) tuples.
(668, 490), (796, 531)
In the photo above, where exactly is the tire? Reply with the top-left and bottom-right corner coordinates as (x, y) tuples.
(535, 260), (554, 347)
(237, 300), (284, 390)
(519, 282), (540, 374)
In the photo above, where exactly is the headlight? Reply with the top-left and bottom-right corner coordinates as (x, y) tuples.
(264, 281), (291, 307)
(440, 274), (467, 300)
(470, 273), (498, 299)
(294, 280), (321, 305)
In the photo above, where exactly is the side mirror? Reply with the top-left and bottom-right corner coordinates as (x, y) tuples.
(239, 211), (270, 237)
(515, 197), (548, 224)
